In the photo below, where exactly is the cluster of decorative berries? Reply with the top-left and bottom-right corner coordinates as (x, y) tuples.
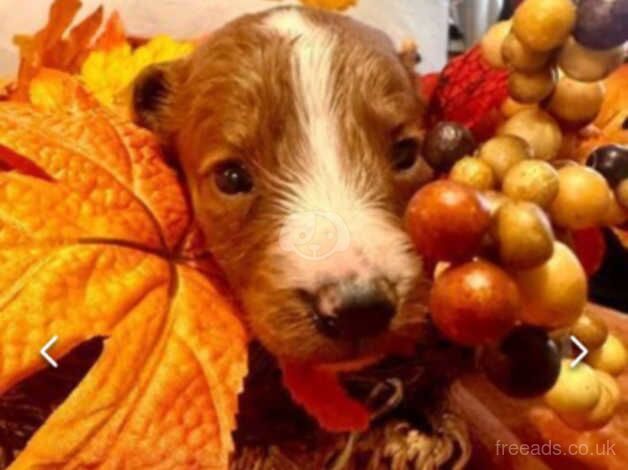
(405, 0), (628, 431)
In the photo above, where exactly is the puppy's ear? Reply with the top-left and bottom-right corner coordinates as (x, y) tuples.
(398, 39), (421, 74)
(131, 60), (183, 138)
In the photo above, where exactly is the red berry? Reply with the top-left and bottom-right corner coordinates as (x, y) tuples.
(405, 180), (490, 262)
(429, 260), (520, 346)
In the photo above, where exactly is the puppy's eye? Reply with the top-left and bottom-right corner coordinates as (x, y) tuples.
(213, 160), (253, 195)
(392, 138), (419, 171)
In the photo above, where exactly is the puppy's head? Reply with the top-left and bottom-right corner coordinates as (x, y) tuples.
(133, 7), (432, 363)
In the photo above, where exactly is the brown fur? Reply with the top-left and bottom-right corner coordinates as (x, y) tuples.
(134, 6), (432, 363)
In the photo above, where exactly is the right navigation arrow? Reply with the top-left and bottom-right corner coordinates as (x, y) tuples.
(570, 335), (589, 368)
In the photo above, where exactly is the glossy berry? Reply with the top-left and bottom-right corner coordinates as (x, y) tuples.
(429, 260), (520, 346)
(481, 325), (561, 398)
(586, 145), (628, 188)
(405, 180), (490, 262)
(423, 122), (476, 171)
(574, 0), (628, 50)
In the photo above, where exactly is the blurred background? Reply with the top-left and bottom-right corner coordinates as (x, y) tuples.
(0, 0), (454, 75)
(0, 0), (525, 74)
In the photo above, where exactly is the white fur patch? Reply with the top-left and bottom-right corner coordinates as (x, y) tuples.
(265, 9), (419, 302)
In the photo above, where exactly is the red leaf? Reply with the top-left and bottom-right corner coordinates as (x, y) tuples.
(0, 143), (54, 181)
(281, 361), (371, 432)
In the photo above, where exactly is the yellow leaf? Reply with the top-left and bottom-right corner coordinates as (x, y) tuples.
(80, 36), (194, 112)
(299, 0), (357, 11)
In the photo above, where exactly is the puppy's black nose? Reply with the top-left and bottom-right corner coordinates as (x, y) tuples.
(309, 279), (397, 340)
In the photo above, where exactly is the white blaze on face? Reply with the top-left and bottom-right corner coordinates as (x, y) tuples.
(264, 9), (419, 301)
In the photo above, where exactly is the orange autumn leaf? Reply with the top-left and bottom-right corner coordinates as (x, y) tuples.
(594, 65), (628, 134)
(562, 65), (628, 164)
(93, 11), (128, 52)
(12, 0), (105, 100)
(561, 65), (628, 247)
(0, 69), (247, 469)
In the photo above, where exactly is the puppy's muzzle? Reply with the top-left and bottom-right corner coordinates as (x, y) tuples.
(301, 277), (397, 340)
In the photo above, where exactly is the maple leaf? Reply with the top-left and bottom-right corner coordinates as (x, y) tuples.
(12, 0), (106, 101)
(92, 12), (127, 52)
(0, 69), (247, 469)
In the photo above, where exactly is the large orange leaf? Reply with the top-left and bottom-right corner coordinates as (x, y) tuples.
(0, 69), (247, 469)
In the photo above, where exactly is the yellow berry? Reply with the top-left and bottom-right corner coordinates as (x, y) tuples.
(571, 311), (609, 351)
(515, 242), (587, 329)
(493, 201), (555, 269)
(550, 166), (611, 229)
(513, 0), (577, 52)
(587, 334), (628, 376)
(558, 370), (620, 430)
(502, 160), (560, 208)
(481, 20), (512, 68)
(603, 191), (628, 226)
(450, 157), (496, 190)
(500, 97), (537, 118)
(559, 37), (625, 83)
(545, 359), (601, 414)
(508, 68), (557, 103)
(498, 109), (562, 161)
(502, 32), (551, 72)
(617, 180), (628, 210)
(547, 76), (604, 125)
(478, 135), (532, 182)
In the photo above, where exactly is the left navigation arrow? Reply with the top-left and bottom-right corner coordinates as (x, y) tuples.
(40, 335), (59, 368)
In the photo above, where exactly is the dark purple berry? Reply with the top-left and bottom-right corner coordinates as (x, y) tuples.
(586, 145), (628, 187)
(423, 122), (476, 171)
(574, 0), (628, 50)
(481, 325), (561, 398)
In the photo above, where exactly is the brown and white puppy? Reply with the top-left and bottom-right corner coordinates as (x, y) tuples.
(133, 6), (433, 364)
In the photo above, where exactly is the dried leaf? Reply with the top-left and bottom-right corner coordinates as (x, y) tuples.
(93, 12), (128, 52)
(53, 6), (104, 71)
(0, 70), (247, 469)
(12, 0), (104, 100)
